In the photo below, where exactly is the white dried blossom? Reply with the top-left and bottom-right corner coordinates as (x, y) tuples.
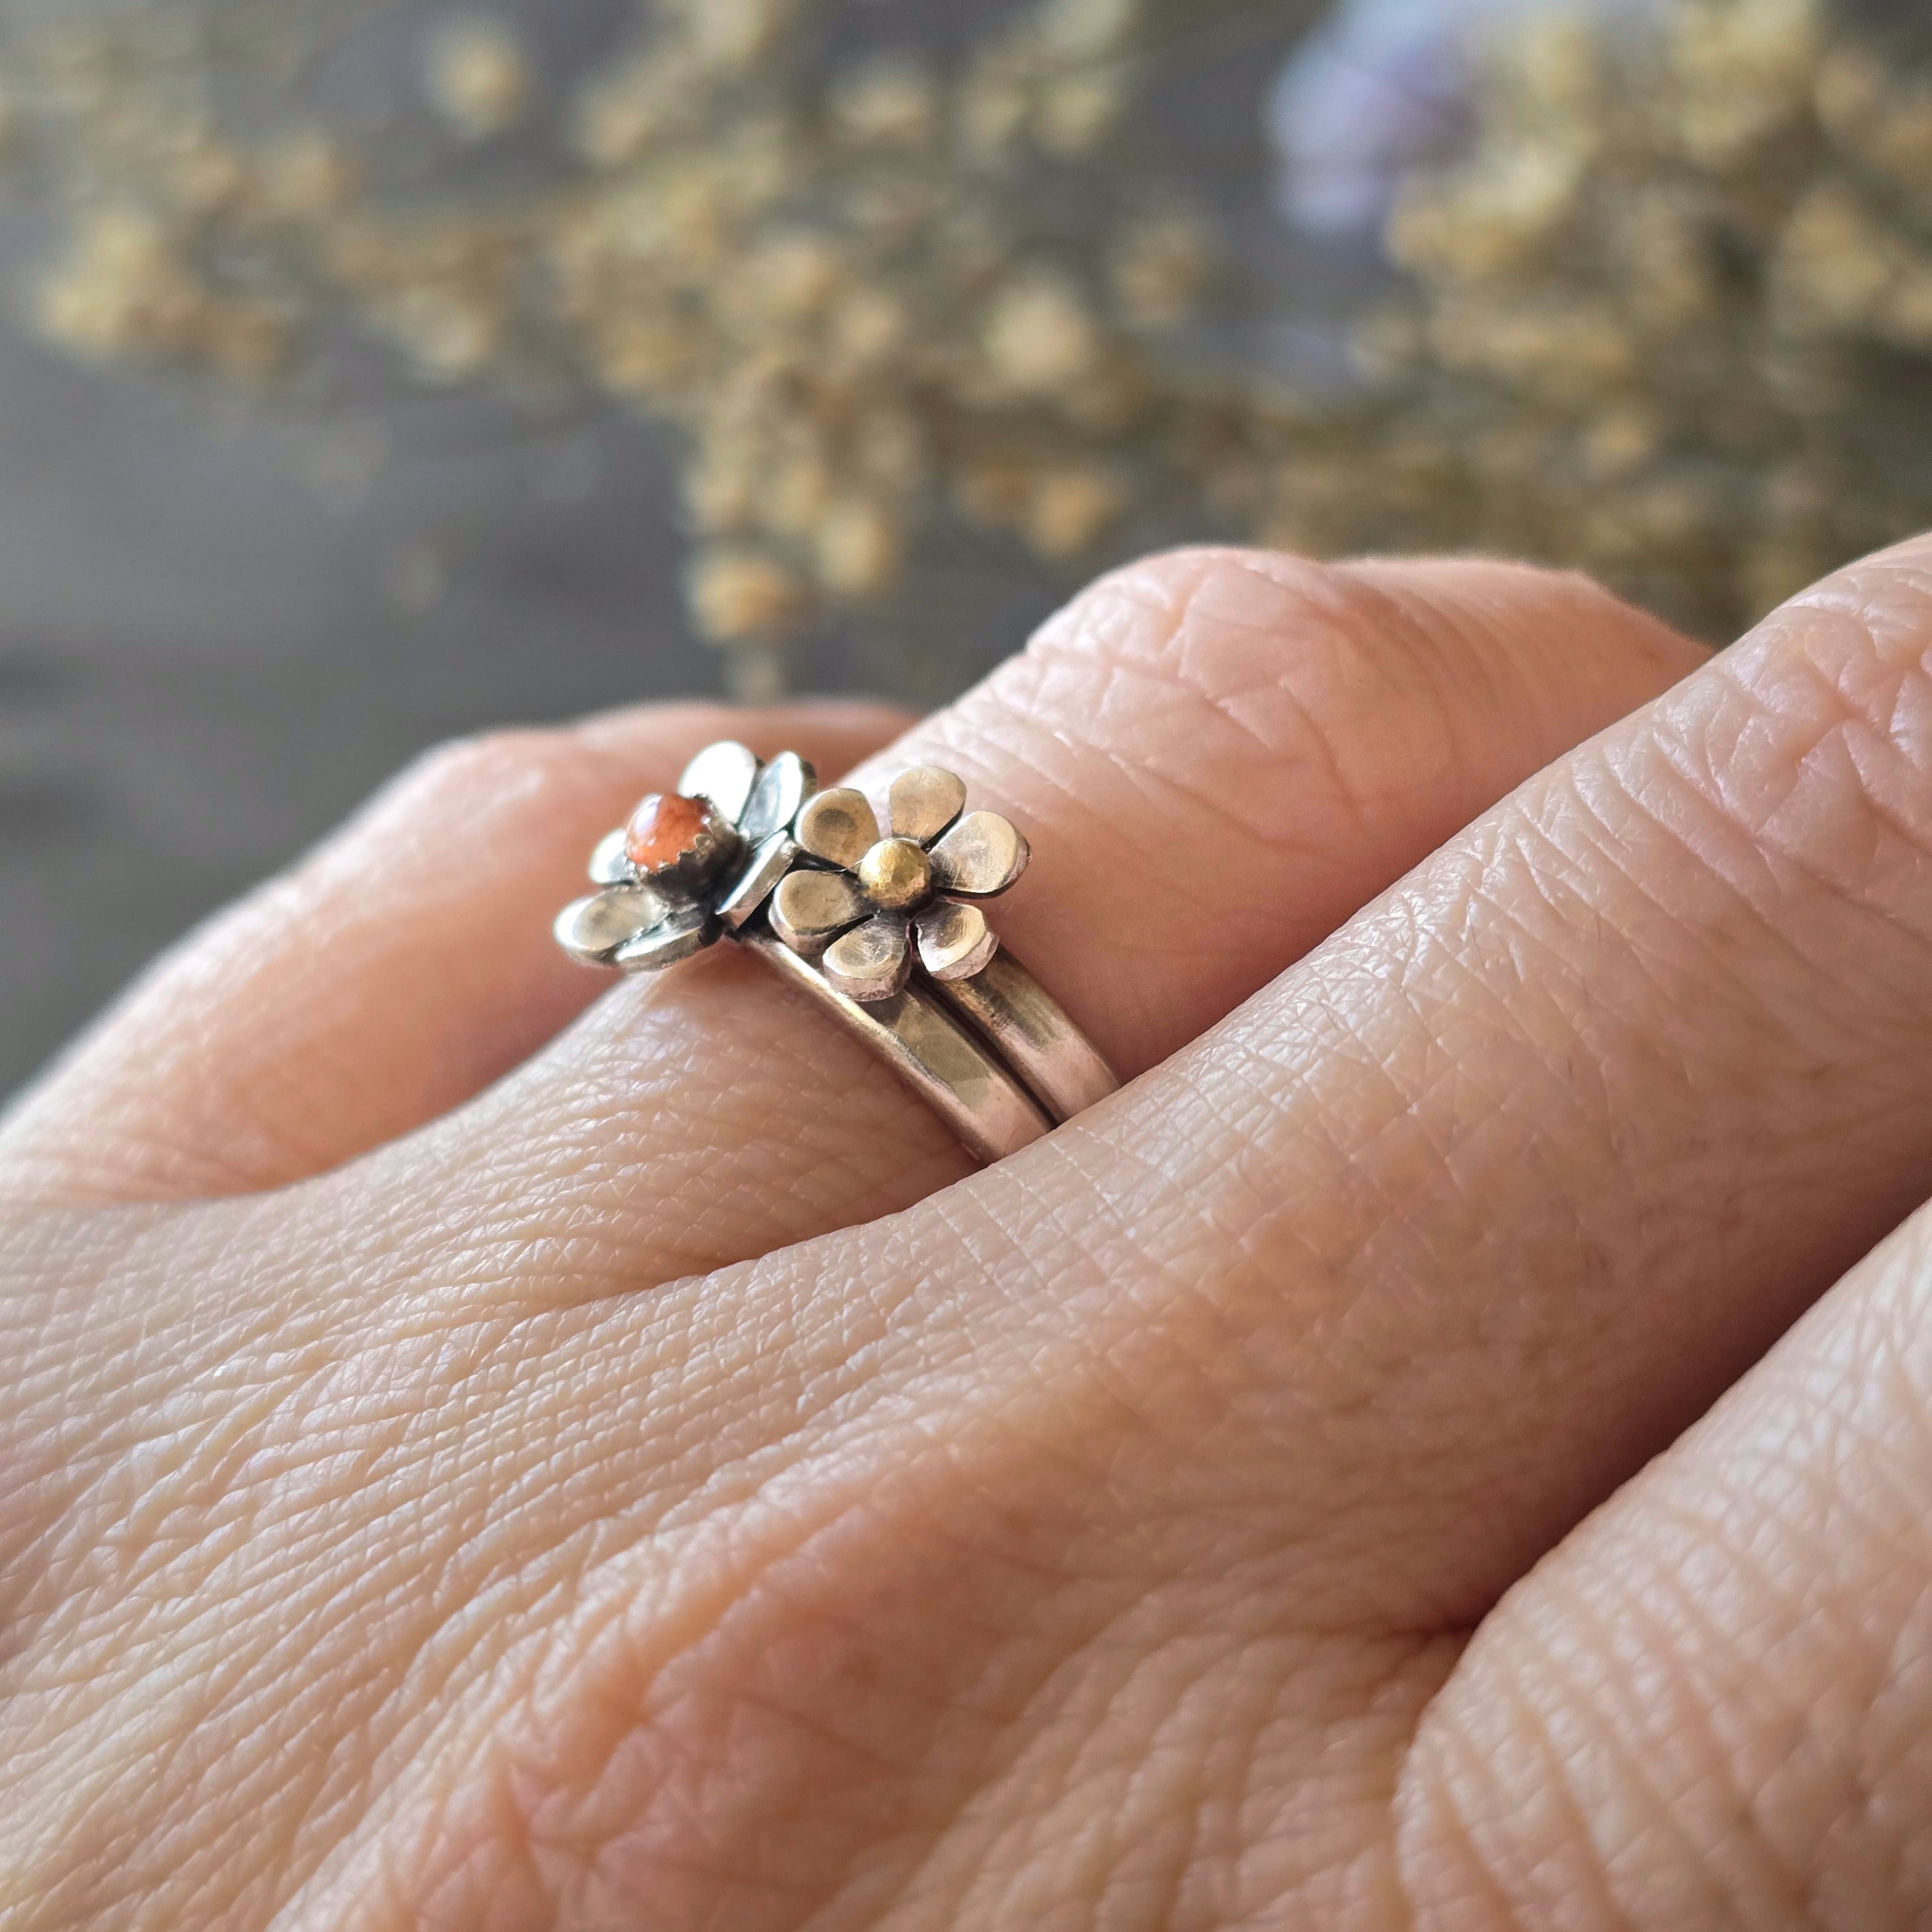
(425, 18), (531, 141)
(22, 0), (1932, 695)
(980, 271), (1103, 396)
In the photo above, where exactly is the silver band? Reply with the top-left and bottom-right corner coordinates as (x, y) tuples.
(747, 936), (1053, 1164)
(927, 949), (1120, 1125)
(555, 740), (1120, 1164)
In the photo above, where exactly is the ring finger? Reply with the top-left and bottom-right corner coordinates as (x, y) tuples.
(382, 548), (1703, 1294)
(0, 700), (912, 1206)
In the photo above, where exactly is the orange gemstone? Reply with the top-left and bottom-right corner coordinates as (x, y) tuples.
(625, 792), (710, 869)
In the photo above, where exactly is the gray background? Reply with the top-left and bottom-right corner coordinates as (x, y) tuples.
(0, 0), (1337, 1100)
(0, 342), (715, 1096)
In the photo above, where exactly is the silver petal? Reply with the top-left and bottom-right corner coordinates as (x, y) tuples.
(914, 899), (998, 981)
(823, 913), (911, 1002)
(796, 787), (881, 869)
(740, 751), (816, 843)
(613, 905), (716, 973)
(717, 832), (797, 931)
(554, 885), (667, 967)
(770, 868), (869, 956)
(889, 765), (967, 843)
(677, 740), (759, 824)
(588, 827), (636, 886)
(929, 811), (1031, 898)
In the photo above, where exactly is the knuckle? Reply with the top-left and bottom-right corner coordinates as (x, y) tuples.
(1661, 537), (1932, 902)
(1401, 1292), (1932, 1932)
(1027, 544), (1418, 753)
(355, 723), (601, 854)
(1018, 546), (1483, 851)
(1045, 543), (1603, 684)
(1401, 1596), (1729, 1928)
(1056, 541), (1326, 620)
(392, 724), (573, 808)
(1042, 544), (1403, 686)
(1030, 546), (1649, 811)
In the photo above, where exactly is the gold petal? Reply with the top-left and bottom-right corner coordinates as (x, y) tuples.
(915, 900), (998, 981)
(770, 868), (869, 955)
(740, 751), (816, 842)
(795, 786), (880, 868)
(888, 765), (967, 843)
(553, 885), (666, 966)
(822, 914), (911, 1002)
(929, 811), (1030, 898)
(677, 740), (759, 823)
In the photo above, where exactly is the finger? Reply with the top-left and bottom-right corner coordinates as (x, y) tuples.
(51, 538), (1932, 1931)
(652, 527), (1932, 1638)
(0, 700), (912, 1206)
(858, 548), (1703, 1074)
(1401, 1194), (1932, 1927)
(279, 533), (1932, 1926)
(398, 548), (1701, 1285)
(0, 557), (1701, 1922)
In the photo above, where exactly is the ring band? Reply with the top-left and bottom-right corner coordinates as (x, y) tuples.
(925, 949), (1120, 1124)
(746, 936), (1050, 1164)
(554, 740), (1119, 1162)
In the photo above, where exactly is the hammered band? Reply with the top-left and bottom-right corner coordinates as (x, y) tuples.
(554, 740), (1118, 1163)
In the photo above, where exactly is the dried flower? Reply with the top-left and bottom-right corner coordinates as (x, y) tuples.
(1025, 467), (1126, 559)
(686, 546), (810, 644)
(829, 56), (938, 149)
(425, 19), (531, 141)
(19, 0), (1932, 699)
(813, 499), (899, 598)
(1342, 0), (1932, 641)
(981, 271), (1104, 396)
(1110, 212), (1212, 331)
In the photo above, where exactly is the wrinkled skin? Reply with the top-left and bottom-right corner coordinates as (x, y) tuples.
(12, 537), (1932, 1929)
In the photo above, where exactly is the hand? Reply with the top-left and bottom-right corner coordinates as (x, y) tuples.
(4, 538), (1929, 1929)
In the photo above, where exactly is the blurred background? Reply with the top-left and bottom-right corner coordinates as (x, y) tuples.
(2, 0), (1928, 1094)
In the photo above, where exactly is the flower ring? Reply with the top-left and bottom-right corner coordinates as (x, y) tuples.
(553, 739), (814, 971)
(767, 765), (1030, 1002)
(551, 741), (1112, 1163)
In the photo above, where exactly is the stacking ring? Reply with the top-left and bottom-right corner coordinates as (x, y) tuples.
(553, 741), (1118, 1163)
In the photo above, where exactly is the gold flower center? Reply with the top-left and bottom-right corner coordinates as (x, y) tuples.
(858, 836), (932, 911)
